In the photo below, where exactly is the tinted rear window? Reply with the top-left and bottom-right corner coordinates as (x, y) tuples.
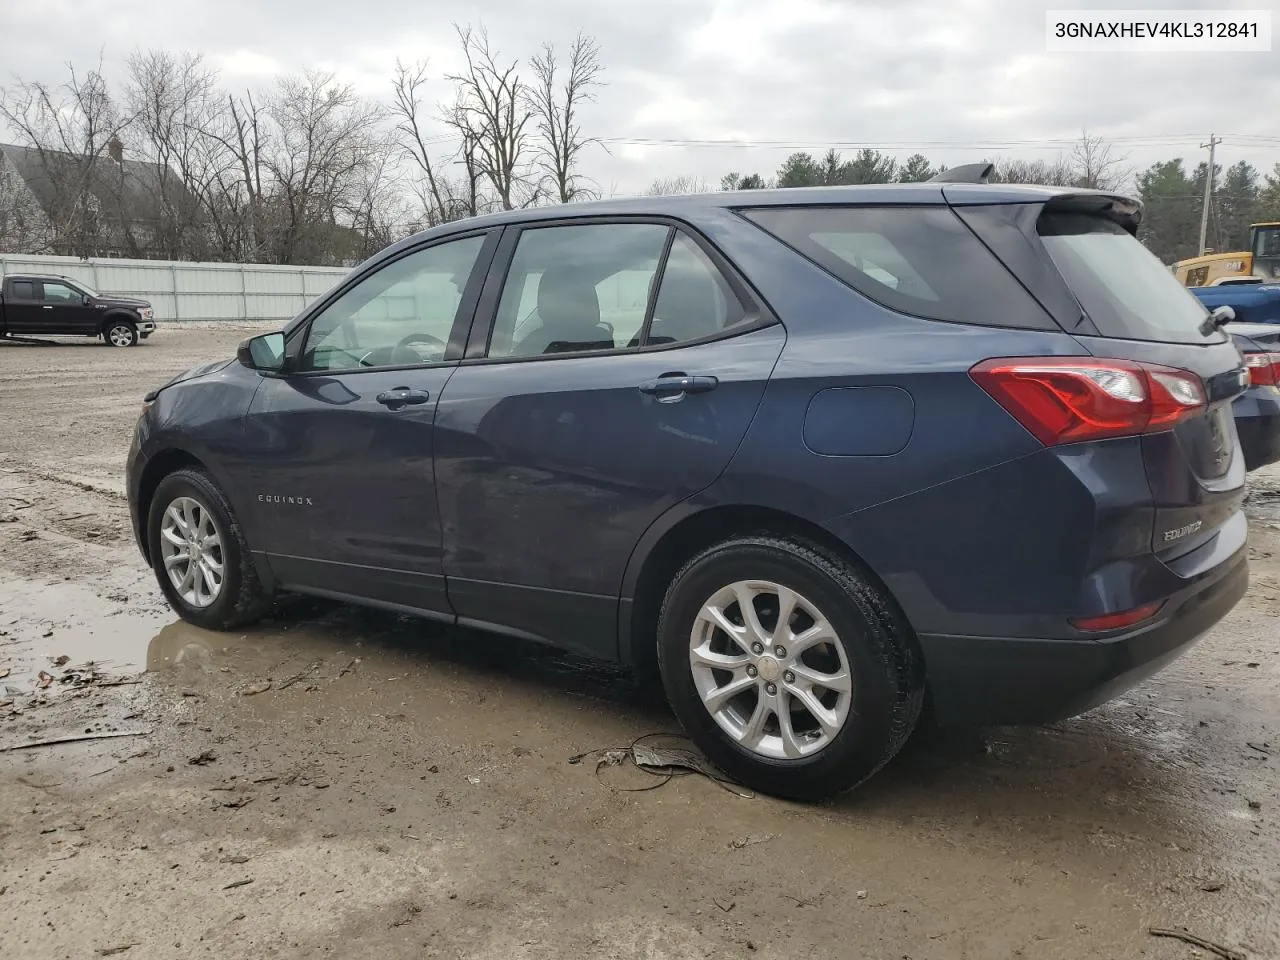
(1038, 212), (1223, 345)
(10, 280), (35, 300)
(742, 205), (1054, 330)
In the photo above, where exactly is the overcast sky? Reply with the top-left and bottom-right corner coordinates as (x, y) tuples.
(2, 0), (1278, 195)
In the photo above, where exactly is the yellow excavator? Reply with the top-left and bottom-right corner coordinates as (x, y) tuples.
(1174, 222), (1280, 286)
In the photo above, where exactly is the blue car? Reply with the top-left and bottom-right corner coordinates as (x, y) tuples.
(1190, 279), (1280, 324)
(126, 178), (1250, 800)
(1225, 321), (1280, 470)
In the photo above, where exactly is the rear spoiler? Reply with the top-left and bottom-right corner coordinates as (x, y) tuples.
(929, 165), (1142, 234)
(1042, 192), (1144, 236)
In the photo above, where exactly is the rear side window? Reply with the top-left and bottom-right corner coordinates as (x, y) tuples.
(1038, 212), (1222, 345)
(742, 206), (1054, 330)
(645, 234), (748, 345)
(10, 280), (35, 300)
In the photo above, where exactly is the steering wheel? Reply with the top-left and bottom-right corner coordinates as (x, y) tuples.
(397, 333), (446, 353)
(386, 335), (448, 371)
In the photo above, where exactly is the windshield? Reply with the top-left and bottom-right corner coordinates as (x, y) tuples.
(1039, 212), (1223, 345)
(71, 279), (100, 297)
(1254, 226), (1280, 259)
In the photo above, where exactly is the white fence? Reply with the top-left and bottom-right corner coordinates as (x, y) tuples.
(0, 253), (351, 324)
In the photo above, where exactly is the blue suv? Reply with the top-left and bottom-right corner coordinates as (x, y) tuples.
(127, 172), (1251, 800)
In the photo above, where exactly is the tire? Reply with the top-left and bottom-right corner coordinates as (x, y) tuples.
(147, 467), (271, 630)
(656, 535), (924, 802)
(105, 320), (138, 347)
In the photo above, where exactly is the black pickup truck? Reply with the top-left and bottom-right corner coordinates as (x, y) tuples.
(0, 274), (156, 346)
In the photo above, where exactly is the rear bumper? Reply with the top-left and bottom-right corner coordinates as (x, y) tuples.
(1233, 387), (1280, 471)
(919, 545), (1248, 726)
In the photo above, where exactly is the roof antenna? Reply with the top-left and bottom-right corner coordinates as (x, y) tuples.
(927, 162), (994, 184)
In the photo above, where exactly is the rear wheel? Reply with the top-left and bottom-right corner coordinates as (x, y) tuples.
(147, 468), (271, 630)
(656, 535), (923, 801)
(105, 321), (138, 347)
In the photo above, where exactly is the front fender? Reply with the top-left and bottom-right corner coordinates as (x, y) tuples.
(131, 362), (265, 551)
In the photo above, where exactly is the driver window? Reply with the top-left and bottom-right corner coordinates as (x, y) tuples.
(299, 234), (485, 373)
(41, 282), (81, 303)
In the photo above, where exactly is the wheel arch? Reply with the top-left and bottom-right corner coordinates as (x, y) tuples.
(618, 502), (920, 679)
(100, 310), (138, 334)
(135, 449), (207, 564)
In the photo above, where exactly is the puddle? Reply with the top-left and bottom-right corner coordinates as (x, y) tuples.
(0, 575), (171, 690)
(0, 573), (654, 709)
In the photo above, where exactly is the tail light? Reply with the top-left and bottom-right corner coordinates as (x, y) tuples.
(1071, 601), (1163, 633)
(970, 357), (1206, 446)
(1243, 351), (1280, 386)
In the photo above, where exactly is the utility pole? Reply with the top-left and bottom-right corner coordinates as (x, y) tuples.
(1198, 134), (1221, 256)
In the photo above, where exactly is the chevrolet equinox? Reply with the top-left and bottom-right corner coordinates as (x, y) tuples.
(127, 169), (1251, 800)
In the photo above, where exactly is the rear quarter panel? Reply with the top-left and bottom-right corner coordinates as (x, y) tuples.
(681, 209), (1110, 636)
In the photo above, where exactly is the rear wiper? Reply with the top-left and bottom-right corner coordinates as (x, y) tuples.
(1200, 305), (1236, 337)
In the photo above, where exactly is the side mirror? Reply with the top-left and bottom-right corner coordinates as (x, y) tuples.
(237, 332), (287, 372)
(83, 294), (92, 305)
(1211, 305), (1237, 327)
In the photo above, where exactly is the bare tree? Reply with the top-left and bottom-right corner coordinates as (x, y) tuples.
(124, 49), (226, 259)
(645, 175), (711, 196)
(989, 157), (1077, 187)
(1070, 129), (1132, 191)
(260, 71), (386, 264)
(0, 61), (132, 256)
(189, 89), (270, 260)
(445, 24), (535, 211)
(391, 59), (465, 226)
(527, 33), (604, 204)
(346, 149), (412, 259)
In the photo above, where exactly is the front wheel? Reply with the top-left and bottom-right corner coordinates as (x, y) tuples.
(147, 468), (271, 630)
(656, 535), (923, 802)
(105, 321), (138, 347)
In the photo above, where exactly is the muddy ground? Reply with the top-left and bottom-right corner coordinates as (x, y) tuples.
(1, 328), (1278, 960)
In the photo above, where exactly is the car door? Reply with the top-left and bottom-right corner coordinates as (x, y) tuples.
(433, 219), (786, 659)
(241, 229), (498, 615)
(36, 280), (94, 333)
(2, 279), (41, 333)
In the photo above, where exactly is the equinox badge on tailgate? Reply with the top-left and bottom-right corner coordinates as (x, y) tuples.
(1163, 520), (1204, 543)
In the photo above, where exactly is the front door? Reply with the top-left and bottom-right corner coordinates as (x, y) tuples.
(434, 221), (785, 659)
(242, 231), (496, 614)
(36, 280), (96, 333)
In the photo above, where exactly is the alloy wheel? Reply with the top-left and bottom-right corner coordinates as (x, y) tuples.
(159, 496), (225, 608)
(689, 579), (853, 760)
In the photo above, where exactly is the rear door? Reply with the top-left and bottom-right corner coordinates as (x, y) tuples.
(433, 218), (785, 659)
(2, 279), (42, 333)
(957, 197), (1248, 563)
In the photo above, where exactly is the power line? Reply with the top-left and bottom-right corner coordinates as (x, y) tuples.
(414, 132), (1280, 154)
(594, 135), (1211, 149)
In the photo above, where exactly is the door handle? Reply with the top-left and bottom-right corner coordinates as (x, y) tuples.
(375, 387), (430, 409)
(638, 374), (719, 401)
(42, 305), (53, 310)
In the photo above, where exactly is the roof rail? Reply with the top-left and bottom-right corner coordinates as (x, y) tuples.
(927, 162), (995, 185)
